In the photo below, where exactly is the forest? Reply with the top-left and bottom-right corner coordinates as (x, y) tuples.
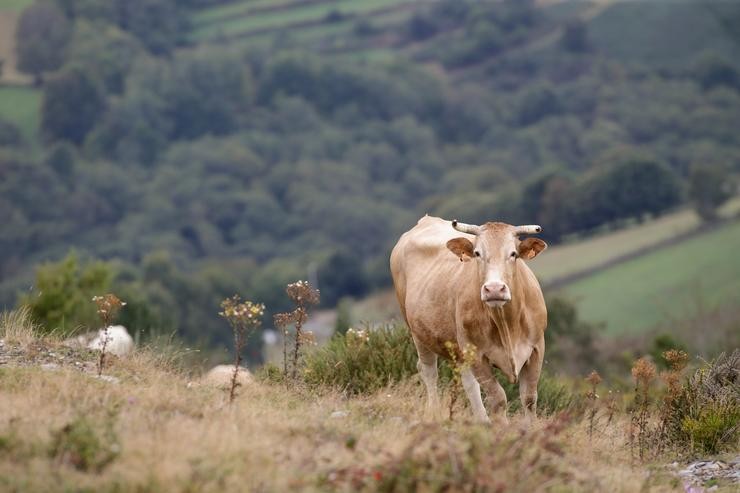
(1, 0), (739, 354)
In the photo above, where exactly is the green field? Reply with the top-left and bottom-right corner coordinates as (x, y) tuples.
(0, 85), (41, 144)
(0, 0), (34, 12)
(560, 218), (740, 334)
(588, 0), (739, 66)
(191, 0), (415, 41)
(530, 198), (740, 285)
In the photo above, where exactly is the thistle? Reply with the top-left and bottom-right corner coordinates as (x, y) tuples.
(219, 295), (265, 403)
(92, 294), (125, 377)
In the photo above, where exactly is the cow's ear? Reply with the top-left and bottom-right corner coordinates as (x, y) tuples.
(518, 238), (547, 260)
(447, 237), (475, 261)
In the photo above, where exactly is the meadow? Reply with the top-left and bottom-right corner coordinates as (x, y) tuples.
(1, 308), (737, 492)
(0, 85), (40, 144)
(190, 0), (416, 41)
(560, 218), (740, 334)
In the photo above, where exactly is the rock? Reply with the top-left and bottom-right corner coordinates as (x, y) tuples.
(94, 375), (120, 384)
(330, 411), (349, 419)
(201, 365), (253, 389)
(677, 456), (740, 488)
(40, 363), (59, 371)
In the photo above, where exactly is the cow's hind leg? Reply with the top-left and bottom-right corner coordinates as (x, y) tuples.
(519, 338), (544, 419)
(472, 360), (508, 421)
(414, 339), (440, 420)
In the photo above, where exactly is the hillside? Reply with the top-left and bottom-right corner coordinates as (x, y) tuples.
(2, 311), (738, 492)
(560, 217), (740, 334)
(1, 0), (739, 351)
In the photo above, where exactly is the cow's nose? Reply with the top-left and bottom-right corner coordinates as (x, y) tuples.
(483, 282), (508, 295)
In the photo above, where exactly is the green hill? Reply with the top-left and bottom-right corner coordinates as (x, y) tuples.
(560, 218), (740, 334)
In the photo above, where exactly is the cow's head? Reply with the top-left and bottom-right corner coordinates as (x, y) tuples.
(446, 220), (546, 307)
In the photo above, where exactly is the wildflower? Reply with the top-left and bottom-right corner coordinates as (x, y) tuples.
(663, 349), (688, 372)
(632, 357), (656, 385)
(586, 370), (602, 387)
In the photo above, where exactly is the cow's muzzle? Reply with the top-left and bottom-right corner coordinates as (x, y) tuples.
(481, 282), (511, 307)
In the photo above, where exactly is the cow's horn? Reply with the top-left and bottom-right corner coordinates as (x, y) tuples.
(452, 220), (481, 235)
(513, 225), (542, 235)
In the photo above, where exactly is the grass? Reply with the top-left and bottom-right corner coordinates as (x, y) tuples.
(587, 0), (739, 66)
(0, 85), (41, 144)
(0, 0), (34, 12)
(190, 0), (415, 41)
(1, 310), (718, 492)
(560, 218), (740, 334)
(0, 305), (36, 347)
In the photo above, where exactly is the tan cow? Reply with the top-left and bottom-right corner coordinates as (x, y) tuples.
(390, 216), (548, 422)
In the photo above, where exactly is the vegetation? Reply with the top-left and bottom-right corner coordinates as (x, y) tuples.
(1, 309), (737, 491)
(219, 295), (265, 401)
(664, 350), (740, 455)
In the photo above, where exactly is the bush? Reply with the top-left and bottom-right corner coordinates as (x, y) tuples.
(21, 253), (113, 335)
(664, 350), (740, 455)
(49, 414), (120, 472)
(302, 322), (579, 416)
(500, 371), (582, 416)
(322, 416), (575, 492)
(303, 323), (418, 394)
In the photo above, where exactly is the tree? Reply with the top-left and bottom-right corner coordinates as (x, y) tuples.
(41, 64), (106, 144)
(318, 251), (369, 307)
(560, 19), (590, 53)
(689, 164), (733, 222)
(20, 253), (113, 335)
(693, 54), (739, 92)
(66, 20), (143, 94)
(574, 159), (683, 231)
(15, 2), (71, 85)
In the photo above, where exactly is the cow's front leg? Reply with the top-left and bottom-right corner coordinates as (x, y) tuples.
(519, 338), (544, 419)
(472, 360), (508, 421)
(415, 343), (441, 420)
(461, 368), (490, 423)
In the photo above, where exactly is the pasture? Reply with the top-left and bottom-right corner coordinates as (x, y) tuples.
(190, 0), (417, 42)
(0, 0), (34, 12)
(587, 0), (740, 66)
(0, 85), (40, 143)
(560, 218), (740, 335)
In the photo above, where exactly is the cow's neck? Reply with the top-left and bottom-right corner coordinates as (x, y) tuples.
(482, 269), (526, 381)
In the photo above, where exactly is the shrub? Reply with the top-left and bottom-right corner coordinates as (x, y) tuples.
(49, 414), (120, 472)
(302, 322), (578, 416)
(500, 370), (582, 416)
(20, 253), (113, 336)
(303, 323), (418, 394)
(664, 350), (740, 455)
(322, 416), (577, 492)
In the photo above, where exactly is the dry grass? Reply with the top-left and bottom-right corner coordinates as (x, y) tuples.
(0, 305), (38, 347)
(0, 311), (734, 492)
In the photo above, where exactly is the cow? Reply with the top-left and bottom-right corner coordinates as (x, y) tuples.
(390, 216), (548, 422)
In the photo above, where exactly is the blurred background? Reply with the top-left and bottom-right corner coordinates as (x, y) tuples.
(0, 0), (738, 372)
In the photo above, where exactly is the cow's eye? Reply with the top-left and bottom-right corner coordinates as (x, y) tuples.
(474, 251), (481, 257)
(510, 251), (518, 259)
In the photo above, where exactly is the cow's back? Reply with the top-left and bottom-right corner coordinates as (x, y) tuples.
(390, 216), (475, 352)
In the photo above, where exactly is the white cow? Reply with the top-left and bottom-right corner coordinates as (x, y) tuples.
(87, 325), (134, 356)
